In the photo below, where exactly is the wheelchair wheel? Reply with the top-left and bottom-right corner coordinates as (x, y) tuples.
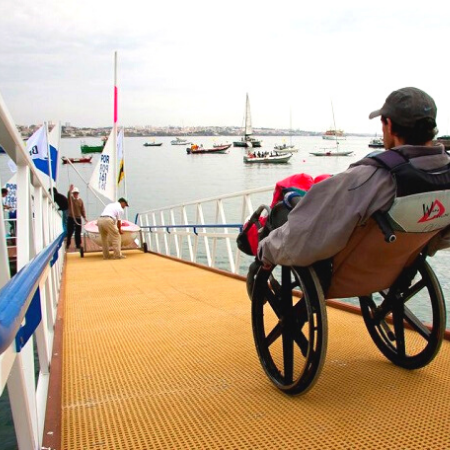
(360, 260), (446, 369)
(251, 265), (328, 395)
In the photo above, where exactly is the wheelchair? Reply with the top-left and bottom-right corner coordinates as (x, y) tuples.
(245, 203), (447, 396)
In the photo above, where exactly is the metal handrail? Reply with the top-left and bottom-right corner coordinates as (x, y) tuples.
(136, 185), (274, 275)
(0, 232), (65, 355)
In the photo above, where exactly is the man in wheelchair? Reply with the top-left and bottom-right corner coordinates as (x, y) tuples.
(249, 87), (450, 395)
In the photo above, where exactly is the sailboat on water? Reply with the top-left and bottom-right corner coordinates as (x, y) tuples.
(233, 93), (262, 148)
(311, 101), (353, 157)
(84, 52), (140, 247)
(274, 109), (298, 153)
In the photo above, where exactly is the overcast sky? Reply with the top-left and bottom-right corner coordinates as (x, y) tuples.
(1, 0), (450, 134)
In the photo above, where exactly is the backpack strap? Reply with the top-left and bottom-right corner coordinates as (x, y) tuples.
(366, 149), (409, 170)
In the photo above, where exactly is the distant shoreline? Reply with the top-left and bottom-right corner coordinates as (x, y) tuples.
(17, 124), (375, 139)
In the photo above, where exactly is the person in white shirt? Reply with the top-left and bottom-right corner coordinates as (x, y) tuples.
(97, 197), (129, 260)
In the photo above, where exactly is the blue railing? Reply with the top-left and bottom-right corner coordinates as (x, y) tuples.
(0, 232), (65, 355)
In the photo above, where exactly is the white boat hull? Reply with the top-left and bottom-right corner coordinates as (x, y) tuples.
(310, 150), (353, 156)
(322, 135), (346, 140)
(84, 220), (141, 247)
(244, 153), (293, 163)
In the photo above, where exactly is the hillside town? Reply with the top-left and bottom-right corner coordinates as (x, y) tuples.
(16, 123), (370, 139)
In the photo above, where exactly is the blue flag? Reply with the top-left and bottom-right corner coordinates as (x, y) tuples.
(27, 124), (59, 183)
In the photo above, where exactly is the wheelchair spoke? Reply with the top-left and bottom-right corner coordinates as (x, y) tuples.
(403, 305), (431, 340)
(263, 285), (282, 318)
(402, 278), (426, 303)
(265, 322), (282, 347)
(282, 329), (294, 383)
(293, 325), (310, 356)
(392, 304), (406, 357)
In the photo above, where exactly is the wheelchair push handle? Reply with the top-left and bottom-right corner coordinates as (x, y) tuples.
(243, 205), (271, 231)
(373, 211), (396, 243)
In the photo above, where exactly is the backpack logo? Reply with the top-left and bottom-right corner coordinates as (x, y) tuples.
(418, 199), (446, 223)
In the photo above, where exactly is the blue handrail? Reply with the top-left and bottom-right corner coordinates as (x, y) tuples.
(0, 233), (65, 355)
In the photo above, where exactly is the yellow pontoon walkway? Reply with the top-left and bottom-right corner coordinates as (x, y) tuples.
(45, 250), (450, 449)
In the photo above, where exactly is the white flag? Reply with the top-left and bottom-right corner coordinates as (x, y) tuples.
(26, 126), (48, 160)
(88, 128), (116, 202)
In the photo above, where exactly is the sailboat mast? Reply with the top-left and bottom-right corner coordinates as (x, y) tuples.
(245, 93), (252, 138)
(331, 100), (338, 143)
(113, 51), (118, 202)
(289, 108), (292, 146)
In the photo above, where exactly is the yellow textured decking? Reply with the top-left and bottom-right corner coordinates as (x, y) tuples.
(58, 250), (450, 449)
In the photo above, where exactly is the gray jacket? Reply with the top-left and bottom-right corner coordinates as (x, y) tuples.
(258, 144), (450, 267)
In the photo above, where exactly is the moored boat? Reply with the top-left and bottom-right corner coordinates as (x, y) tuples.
(322, 129), (346, 140)
(171, 137), (192, 145)
(80, 142), (106, 153)
(143, 142), (163, 147)
(186, 144), (230, 154)
(310, 149), (353, 156)
(61, 156), (93, 165)
(233, 94), (262, 148)
(368, 138), (384, 148)
(243, 151), (292, 163)
(274, 143), (298, 153)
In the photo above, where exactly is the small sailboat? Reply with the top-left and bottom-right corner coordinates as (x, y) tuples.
(310, 141), (353, 157)
(85, 52), (141, 248)
(275, 109), (299, 152)
(233, 94), (262, 148)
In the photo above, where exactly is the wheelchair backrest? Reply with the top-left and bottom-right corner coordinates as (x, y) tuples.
(326, 217), (439, 299)
(327, 148), (450, 299)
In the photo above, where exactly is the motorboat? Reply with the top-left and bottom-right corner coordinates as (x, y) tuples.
(80, 138), (107, 153)
(274, 143), (298, 153)
(171, 137), (192, 145)
(143, 142), (163, 147)
(61, 156), (93, 165)
(186, 144), (231, 154)
(243, 151), (292, 163)
(368, 138), (384, 148)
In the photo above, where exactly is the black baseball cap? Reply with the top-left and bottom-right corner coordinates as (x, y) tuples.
(369, 87), (437, 127)
(118, 197), (129, 207)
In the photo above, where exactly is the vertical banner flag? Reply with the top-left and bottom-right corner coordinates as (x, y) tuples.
(88, 128), (116, 202)
(117, 128), (124, 185)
